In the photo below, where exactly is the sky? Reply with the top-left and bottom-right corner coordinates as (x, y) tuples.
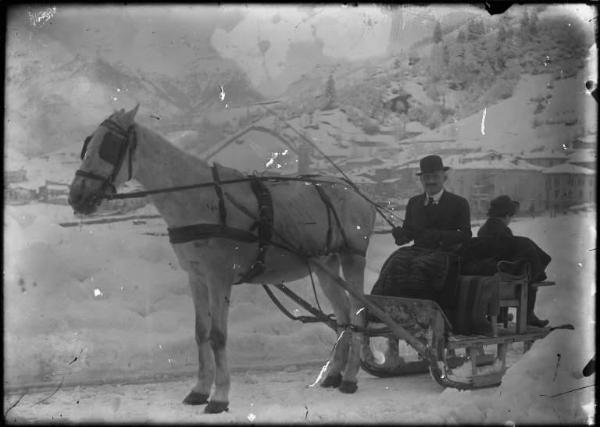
(8, 4), (465, 90)
(11, 4), (596, 95)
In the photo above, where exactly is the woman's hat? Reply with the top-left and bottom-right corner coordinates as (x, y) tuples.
(416, 155), (450, 175)
(488, 195), (520, 217)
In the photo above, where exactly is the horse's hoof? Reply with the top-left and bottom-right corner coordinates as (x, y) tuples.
(205, 400), (229, 414)
(320, 373), (342, 388)
(339, 380), (358, 394)
(182, 391), (209, 405)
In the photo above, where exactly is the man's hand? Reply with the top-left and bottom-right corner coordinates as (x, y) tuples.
(392, 227), (412, 246)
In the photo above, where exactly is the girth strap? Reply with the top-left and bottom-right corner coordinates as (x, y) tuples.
(167, 223), (258, 244)
(235, 177), (274, 284)
(167, 174), (276, 284)
(211, 164), (227, 226)
(312, 184), (333, 254)
(312, 183), (351, 254)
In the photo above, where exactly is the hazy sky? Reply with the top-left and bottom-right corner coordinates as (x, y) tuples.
(211, 5), (391, 88)
(10, 4), (597, 93)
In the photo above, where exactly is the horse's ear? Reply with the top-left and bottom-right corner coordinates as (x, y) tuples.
(123, 104), (140, 124)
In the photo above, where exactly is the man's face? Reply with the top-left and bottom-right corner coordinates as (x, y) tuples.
(419, 171), (446, 195)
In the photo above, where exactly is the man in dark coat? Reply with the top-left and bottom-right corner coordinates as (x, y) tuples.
(371, 154), (472, 299)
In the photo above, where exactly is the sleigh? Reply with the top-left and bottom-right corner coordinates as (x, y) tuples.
(359, 269), (570, 390)
(71, 106), (573, 409)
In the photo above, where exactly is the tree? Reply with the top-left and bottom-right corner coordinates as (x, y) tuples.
(457, 29), (465, 43)
(433, 21), (442, 44)
(467, 18), (485, 40)
(323, 74), (336, 110)
(442, 44), (450, 67)
(497, 23), (507, 43)
(519, 9), (530, 41)
(529, 11), (539, 36)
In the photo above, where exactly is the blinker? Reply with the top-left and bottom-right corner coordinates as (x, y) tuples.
(99, 132), (126, 165)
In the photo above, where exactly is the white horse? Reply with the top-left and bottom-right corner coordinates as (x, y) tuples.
(69, 105), (376, 413)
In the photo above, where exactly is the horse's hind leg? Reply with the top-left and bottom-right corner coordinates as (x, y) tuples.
(183, 271), (214, 405)
(338, 253), (367, 394)
(314, 254), (351, 388)
(204, 271), (233, 414)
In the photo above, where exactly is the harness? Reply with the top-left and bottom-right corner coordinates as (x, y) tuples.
(166, 165), (359, 283)
(76, 119), (367, 286)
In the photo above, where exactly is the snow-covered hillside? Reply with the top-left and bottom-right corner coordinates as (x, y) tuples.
(5, 16), (262, 158)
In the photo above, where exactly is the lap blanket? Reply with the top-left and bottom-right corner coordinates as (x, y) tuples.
(371, 246), (500, 334)
(370, 246), (460, 310)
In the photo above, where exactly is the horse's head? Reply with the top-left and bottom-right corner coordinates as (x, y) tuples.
(69, 104), (139, 215)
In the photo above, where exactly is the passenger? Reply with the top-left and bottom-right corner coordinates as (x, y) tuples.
(475, 195), (550, 327)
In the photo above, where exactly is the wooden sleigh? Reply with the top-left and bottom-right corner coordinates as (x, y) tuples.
(359, 272), (572, 390)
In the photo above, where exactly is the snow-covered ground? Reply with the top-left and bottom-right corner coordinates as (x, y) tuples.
(3, 202), (596, 423)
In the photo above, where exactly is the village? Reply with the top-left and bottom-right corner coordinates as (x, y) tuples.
(4, 105), (596, 220)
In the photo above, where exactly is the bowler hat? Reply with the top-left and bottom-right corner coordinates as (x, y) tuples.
(416, 155), (450, 175)
(488, 195), (520, 217)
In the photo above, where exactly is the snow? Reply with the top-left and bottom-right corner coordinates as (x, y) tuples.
(543, 164), (596, 175)
(3, 201), (595, 423)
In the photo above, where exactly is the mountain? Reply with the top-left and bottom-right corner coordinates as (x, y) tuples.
(5, 16), (263, 158)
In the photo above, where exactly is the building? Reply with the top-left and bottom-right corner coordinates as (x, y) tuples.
(571, 133), (597, 150)
(542, 164), (596, 213)
(38, 180), (70, 204)
(5, 168), (27, 184)
(5, 186), (36, 205)
(518, 150), (568, 168)
(567, 149), (596, 170)
(399, 153), (546, 217)
(382, 83), (411, 114)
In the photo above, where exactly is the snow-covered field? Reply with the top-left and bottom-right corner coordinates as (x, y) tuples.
(3, 202), (596, 423)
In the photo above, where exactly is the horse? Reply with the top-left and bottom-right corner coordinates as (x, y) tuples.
(68, 105), (377, 413)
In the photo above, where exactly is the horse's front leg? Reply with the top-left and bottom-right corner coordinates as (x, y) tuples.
(204, 270), (233, 414)
(338, 253), (367, 394)
(313, 255), (351, 389)
(182, 270), (214, 405)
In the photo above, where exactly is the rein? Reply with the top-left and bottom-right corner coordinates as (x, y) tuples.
(102, 176), (355, 200)
(80, 118), (401, 228)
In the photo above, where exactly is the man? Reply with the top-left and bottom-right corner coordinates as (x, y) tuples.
(367, 155), (471, 366)
(371, 154), (472, 298)
(393, 155), (471, 250)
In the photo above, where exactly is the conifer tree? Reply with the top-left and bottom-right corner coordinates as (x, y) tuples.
(324, 74), (336, 110)
(433, 21), (442, 44)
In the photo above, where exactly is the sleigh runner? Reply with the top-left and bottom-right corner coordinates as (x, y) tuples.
(266, 265), (570, 390)
(360, 281), (566, 390)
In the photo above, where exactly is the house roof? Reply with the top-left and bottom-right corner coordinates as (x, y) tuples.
(402, 153), (543, 172)
(542, 164), (596, 175)
(578, 134), (597, 144)
(519, 150), (568, 160)
(567, 149), (597, 163)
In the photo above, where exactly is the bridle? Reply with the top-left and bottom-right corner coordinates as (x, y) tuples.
(75, 119), (137, 194)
